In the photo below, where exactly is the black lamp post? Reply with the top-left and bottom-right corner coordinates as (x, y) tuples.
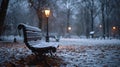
(45, 9), (50, 42)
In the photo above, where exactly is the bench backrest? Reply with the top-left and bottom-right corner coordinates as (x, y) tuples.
(18, 23), (42, 44)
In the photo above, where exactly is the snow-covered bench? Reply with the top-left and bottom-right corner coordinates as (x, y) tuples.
(17, 23), (58, 57)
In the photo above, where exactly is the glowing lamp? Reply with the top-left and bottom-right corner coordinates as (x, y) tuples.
(45, 9), (50, 17)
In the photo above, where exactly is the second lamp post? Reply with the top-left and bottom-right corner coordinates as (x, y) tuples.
(45, 9), (50, 42)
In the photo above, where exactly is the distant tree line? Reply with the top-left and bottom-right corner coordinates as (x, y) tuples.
(0, 0), (120, 40)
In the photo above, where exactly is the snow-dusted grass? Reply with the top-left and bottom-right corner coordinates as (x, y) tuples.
(0, 43), (32, 65)
(56, 38), (120, 67)
(1, 35), (120, 46)
(58, 38), (120, 46)
(0, 35), (23, 42)
(57, 45), (120, 67)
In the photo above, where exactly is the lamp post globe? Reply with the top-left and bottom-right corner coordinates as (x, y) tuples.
(45, 9), (50, 17)
(68, 26), (71, 31)
(112, 26), (116, 30)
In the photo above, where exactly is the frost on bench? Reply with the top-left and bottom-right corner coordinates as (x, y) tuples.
(19, 23), (41, 32)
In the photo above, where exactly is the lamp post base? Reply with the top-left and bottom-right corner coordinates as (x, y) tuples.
(46, 36), (49, 42)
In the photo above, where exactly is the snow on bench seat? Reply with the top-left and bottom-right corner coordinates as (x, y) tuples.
(28, 40), (59, 48)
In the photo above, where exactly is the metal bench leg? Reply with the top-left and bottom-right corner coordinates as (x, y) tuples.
(50, 51), (53, 56)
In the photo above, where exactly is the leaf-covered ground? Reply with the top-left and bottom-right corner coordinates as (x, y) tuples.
(0, 41), (120, 67)
(0, 42), (63, 67)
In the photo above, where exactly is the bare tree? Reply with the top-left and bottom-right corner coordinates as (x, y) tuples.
(80, 0), (100, 38)
(99, 0), (118, 38)
(99, 0), (106, 39)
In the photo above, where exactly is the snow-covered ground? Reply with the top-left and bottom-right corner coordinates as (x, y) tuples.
(1, 35), (120, 46)
(59, 38), (120, 46)
(0, 38), (120, 67)
(57, 38), (120, 67)
(57, 45), (120, 67)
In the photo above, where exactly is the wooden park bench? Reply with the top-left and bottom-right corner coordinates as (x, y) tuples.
(17, 23), (59, 57)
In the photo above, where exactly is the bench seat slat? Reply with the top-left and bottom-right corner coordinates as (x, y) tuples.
(27, 33), (42, 37)
(27, 37), (41, 41)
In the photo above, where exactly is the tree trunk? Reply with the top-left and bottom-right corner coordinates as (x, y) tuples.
(36, 9), (43, 29)
(101, 2), (105, 39)
(0, 0), (9, 39)
(90, 0), (94, 38)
